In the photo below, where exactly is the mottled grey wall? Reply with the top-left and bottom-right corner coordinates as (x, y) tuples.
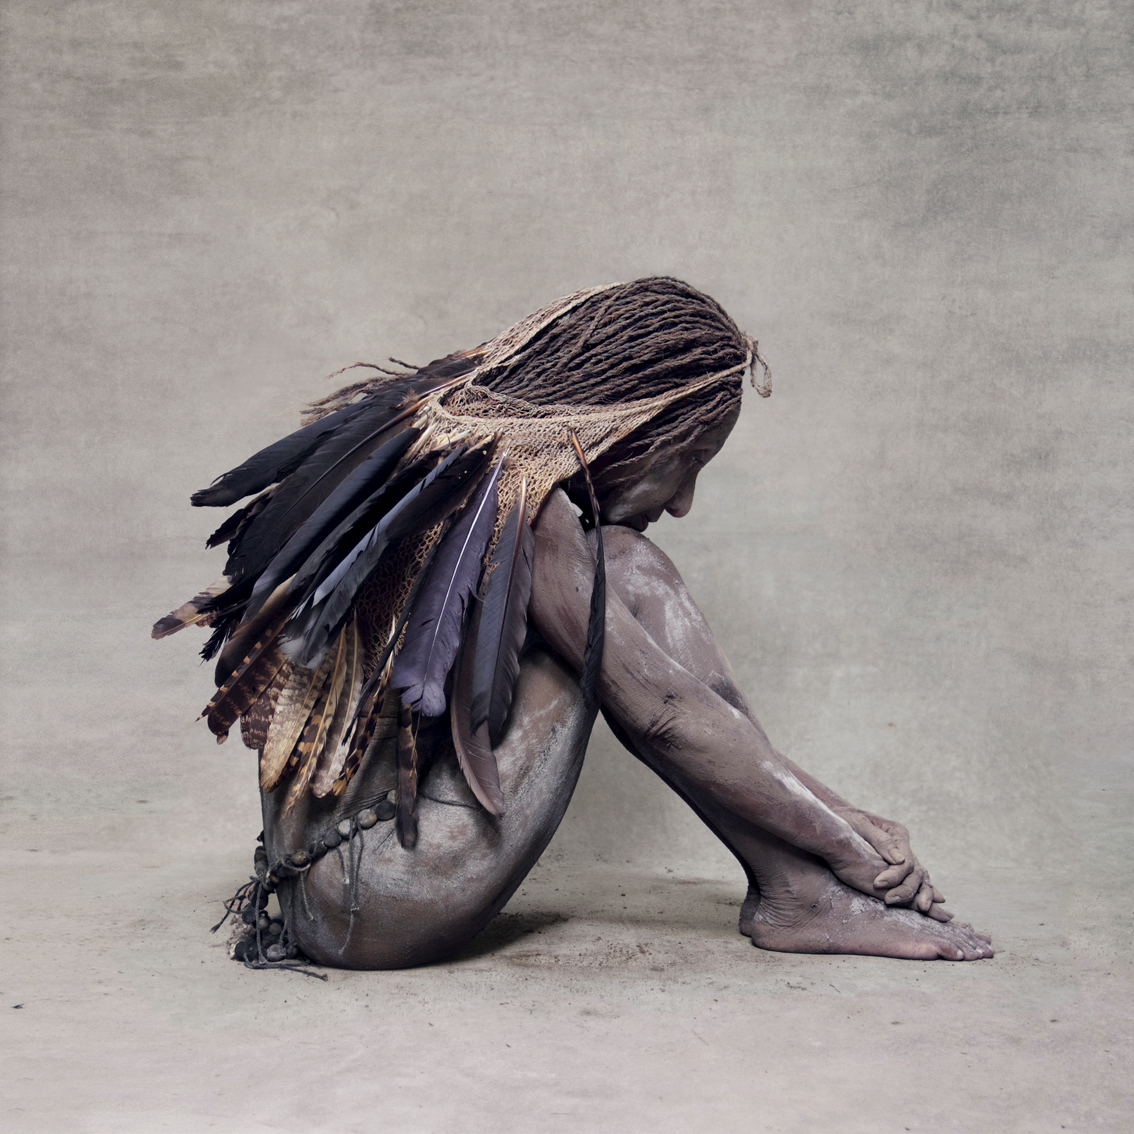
(3, 2), (1129, 919)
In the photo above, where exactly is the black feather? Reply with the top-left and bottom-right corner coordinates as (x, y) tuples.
(204, 486), (276, 550)
(390, 455), (504, 718)
(470, 479), (535, 743)
(191, 398), (369, 508)
(223, 399), (423, 584)
(452, 601), (506, 815)
(274, 447), (441, 612)
(242, 426), (418, 620)
(570, 431), (605, 707)
(283, 443), (492, 669)
(350, 512), (455, 717)
(194, 356), (478, 513)
(200, 610), (241, 662)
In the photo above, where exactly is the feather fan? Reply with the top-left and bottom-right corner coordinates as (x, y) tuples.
(470, 478), (534, 743)
(284, 443), (492, 669)
(390, 454), (504, 718)
(569, 431), (606, 707)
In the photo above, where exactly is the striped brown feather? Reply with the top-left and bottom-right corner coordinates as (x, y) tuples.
(395, 701), (419, 848)
(259, 649), (336, 792)
(151, 577), (231, 639)
(240, 665), (289, 750)
(281, 632), (348, 815)
(311, 616), (363, 797)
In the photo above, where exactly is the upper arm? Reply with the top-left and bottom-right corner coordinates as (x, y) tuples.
(528, 489), (754, 748)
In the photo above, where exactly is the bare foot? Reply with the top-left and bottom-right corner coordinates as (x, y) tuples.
(739, 869), (994, 961)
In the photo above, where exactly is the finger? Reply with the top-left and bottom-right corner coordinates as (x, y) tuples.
(927, 904), (954, 923)
(885, 867), (926, 906)
(874, 858), (915, 890)
(932, 887), (946, 904)
(915, 879), (935, 913)
(856, 822), (904, 866)
(864, 814), (910, 843)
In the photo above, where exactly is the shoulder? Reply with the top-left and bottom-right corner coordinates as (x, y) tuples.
(600, 524), (679, 576)
(530, 489), (690, 613)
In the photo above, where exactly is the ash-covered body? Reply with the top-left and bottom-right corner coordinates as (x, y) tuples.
(156, 278), (993, 969)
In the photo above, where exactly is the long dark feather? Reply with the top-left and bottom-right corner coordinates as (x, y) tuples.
(204, 486), (276, 550)
(350, 513), (455, 717)
(569, 431), (605, 707)
(470, 478), (534, 743)
(192, 398), (369, 508)
(396, 702), (419, 848)
(190, 354), (470, 511)
(390, 455), (504, 718)
(284, 443), (492, 669)
(200, 609), (242, 662)
(277, 447), (437, 614)
(241, 425), (418, 620)
(451, 602), (506, 815)
(223, 400), (424, 584)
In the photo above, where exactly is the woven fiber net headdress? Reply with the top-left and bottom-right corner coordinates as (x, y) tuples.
(154, 277), (770, 842)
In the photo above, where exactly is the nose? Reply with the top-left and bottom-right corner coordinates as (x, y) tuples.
(665, 469), (699, 518)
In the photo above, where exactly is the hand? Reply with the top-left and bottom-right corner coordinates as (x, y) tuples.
(832, 810), (952, 922)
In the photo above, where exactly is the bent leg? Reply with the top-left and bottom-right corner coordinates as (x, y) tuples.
(601, 526), (993, 960)
(262, 646), (597, 969)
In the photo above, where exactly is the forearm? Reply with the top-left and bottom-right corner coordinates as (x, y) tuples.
(774, 750), (855, 813)
(601, 622), (875, 864)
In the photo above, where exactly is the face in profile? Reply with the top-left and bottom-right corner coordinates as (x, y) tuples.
(593, 404), (740, 532)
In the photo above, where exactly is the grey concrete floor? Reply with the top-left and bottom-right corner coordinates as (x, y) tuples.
(3, 2), (1132, 1131)
(3, 809), (1129, 1133)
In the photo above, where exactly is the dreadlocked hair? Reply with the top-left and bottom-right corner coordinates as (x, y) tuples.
(472, 278), (746, 405)
(472, 277), (747, 470)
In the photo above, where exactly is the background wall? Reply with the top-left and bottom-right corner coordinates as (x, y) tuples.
(3, 3), (1130, 1131)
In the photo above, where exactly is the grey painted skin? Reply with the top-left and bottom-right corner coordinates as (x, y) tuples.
(262, 416), (994, 968)
(264, 645), (597, 970)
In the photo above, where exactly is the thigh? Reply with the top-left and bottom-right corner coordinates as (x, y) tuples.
(261, 645), (596, 969)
